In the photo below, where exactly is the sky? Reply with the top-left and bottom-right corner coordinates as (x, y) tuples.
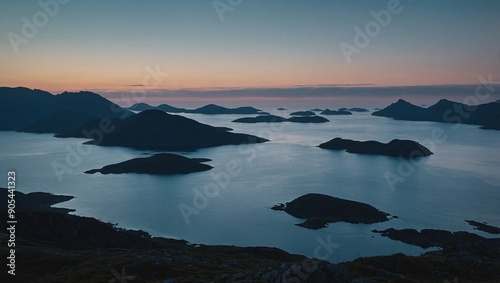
(0, 0), (499, 107)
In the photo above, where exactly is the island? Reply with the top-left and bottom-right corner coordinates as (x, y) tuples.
(85, 153), (213, 175)
(320, 109), (352, 115)
(271, 193), (392, 229)
(290, 110), (316, 116)
(232, 115), (329, 124)
(232, 115), (288, 123)
(310, 108), (323, 112)
(85, 109), (268, 150)
(372, 99), (500, 130)
(190, 104), (262, 115)
(287, 116), (329, 123)
(340, 107), (369, 112)
(318, 137), (433, 158)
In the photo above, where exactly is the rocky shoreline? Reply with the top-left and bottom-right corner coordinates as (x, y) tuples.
(1, 189), (499, 282)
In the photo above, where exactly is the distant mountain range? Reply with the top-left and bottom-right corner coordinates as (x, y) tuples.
(0, 87), (132, 134)
(373, 99), (500, 130)
(129, 102), (188, 113)
(0, 87), (268, 149)
(129, 102), (263, 115)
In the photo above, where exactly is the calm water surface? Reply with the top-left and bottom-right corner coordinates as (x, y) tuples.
(1, 111), (499, 263)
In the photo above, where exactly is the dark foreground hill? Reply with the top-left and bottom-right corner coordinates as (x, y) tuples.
(85, 109), (268, 150)
(0, 87), (132, 134)
(373, 99), (500, 130)
(2, 189), (499, 282)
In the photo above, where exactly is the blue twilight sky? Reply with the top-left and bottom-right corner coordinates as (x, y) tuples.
(0, 0), (499, 106)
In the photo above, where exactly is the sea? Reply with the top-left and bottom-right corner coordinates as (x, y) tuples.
(1, 110), (499, 263)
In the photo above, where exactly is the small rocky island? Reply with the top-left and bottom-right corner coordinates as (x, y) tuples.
(319, 137), (433, 158)
(288, 116), (329, 123)
(290, 110), (316, 116)
(341, 107), (369, 113)
(85, 153), (213, 175)
(272, 193), (392, 229)
(232, 115), (288, 123)
(233, 115), (329, 124)
(320, 109), (352, 115)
